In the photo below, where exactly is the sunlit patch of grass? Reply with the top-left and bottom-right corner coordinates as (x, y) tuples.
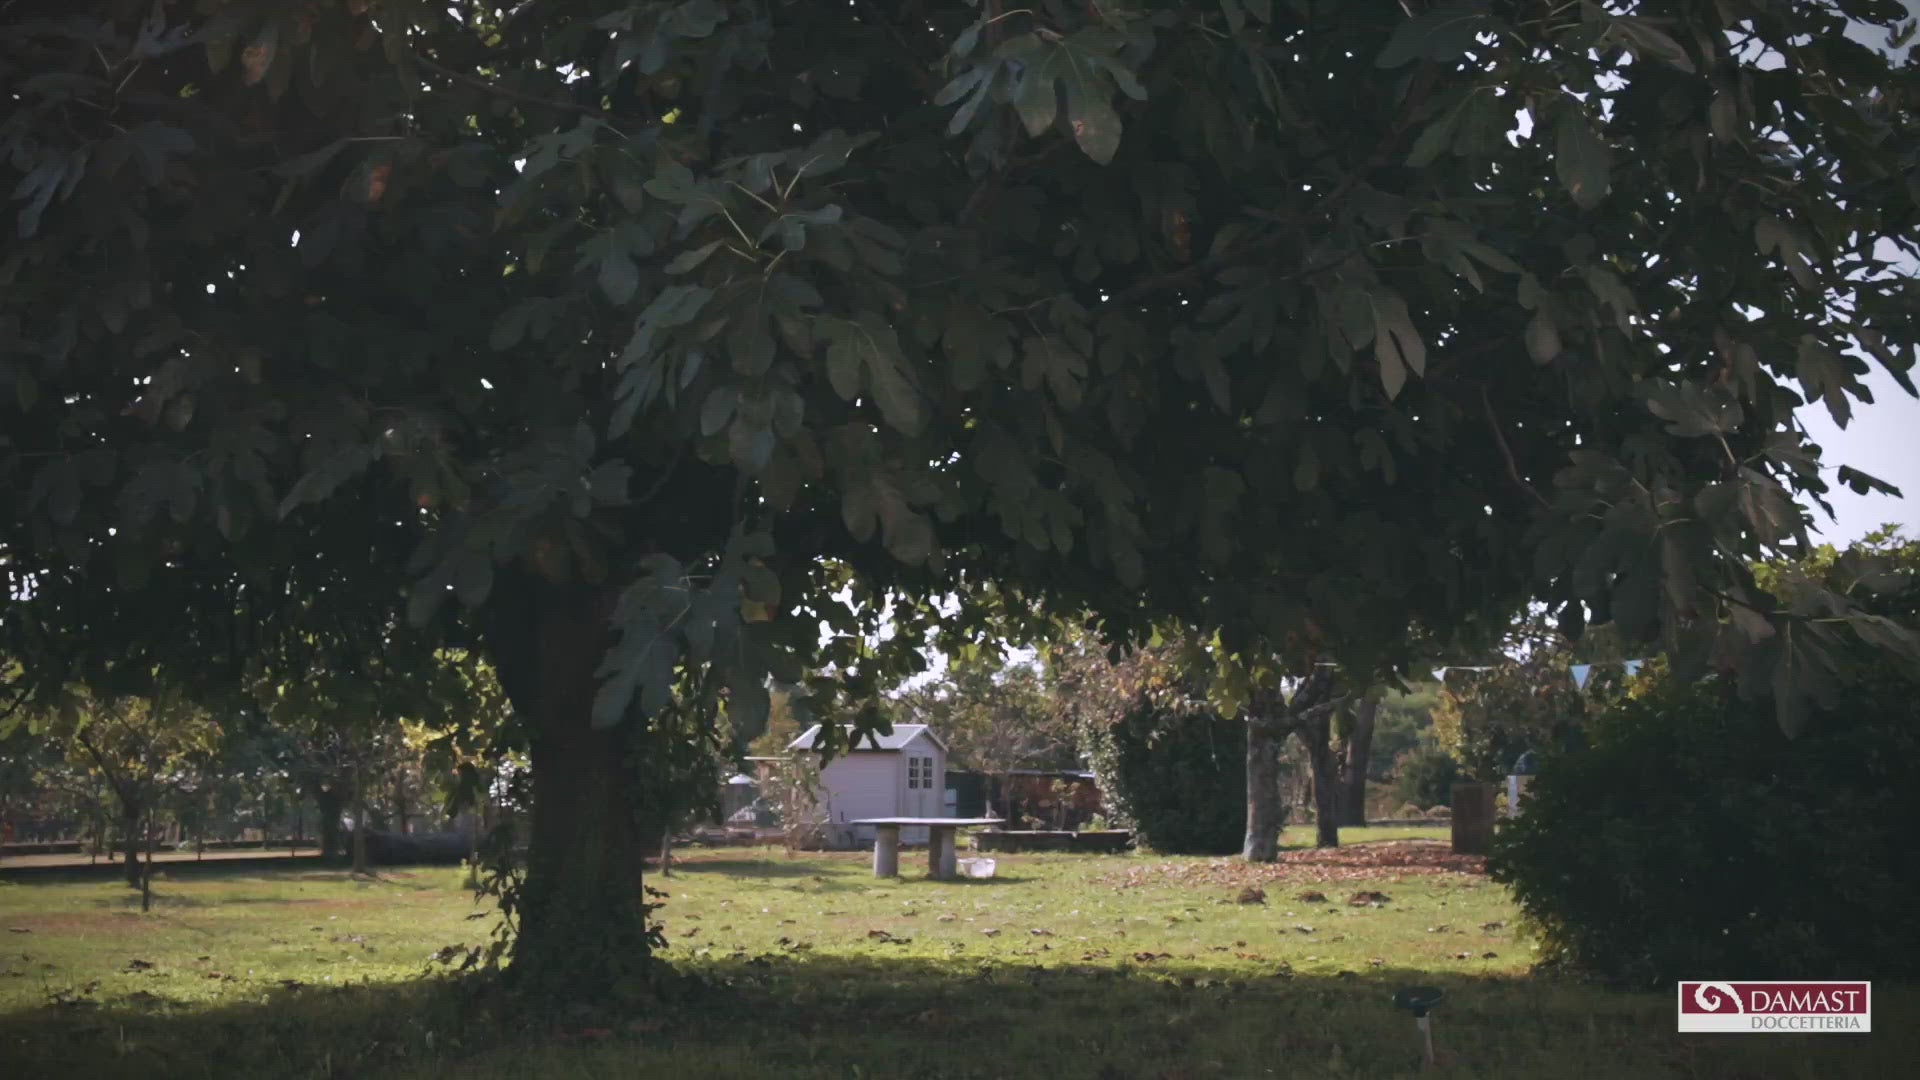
(1, 850), (1912, 1079)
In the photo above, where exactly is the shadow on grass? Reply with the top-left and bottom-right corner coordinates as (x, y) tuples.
(2, 952), (1912, 1080)
(667, 858), (1033, 889)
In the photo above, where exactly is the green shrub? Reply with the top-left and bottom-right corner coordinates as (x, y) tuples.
(1490, 671), (1920, 986)
(1391, 743), (1459, 809)
(1079, 701), (1257, 855)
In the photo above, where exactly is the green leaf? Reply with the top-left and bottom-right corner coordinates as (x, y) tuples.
(1370, 290), (1426, 399)
(664, 239), (723, 274)
(1004, 31), (1139, 165)
(842, 482), (879, 542)
(1376, 1), (1503, 69)
(599, 242), (640, 305)
(1645, 379), (1742, 438)
(700, 385), (737, 436)
(1609, 17), (1695, 72)
(490, 305), (531, 351)
(1406, 108), (1461, 167)
(1293, 443), (1320, 492)
(453, 551), (494, 608)
(1525, 309), (1562, 364)
(1554, 105), (1612, 209)
(272, 140), (349, 180)
(825, 328), (863, 401)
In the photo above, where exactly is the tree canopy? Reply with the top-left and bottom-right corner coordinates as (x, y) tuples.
(5, 0), (1919, 995)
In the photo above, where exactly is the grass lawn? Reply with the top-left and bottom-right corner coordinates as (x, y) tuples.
(1, 834), (1910, 1079)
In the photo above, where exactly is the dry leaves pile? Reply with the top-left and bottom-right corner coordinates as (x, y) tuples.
(1102, 842), (1486, 891)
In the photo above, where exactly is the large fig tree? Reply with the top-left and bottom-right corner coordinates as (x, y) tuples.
(5, 0), (1919, 999)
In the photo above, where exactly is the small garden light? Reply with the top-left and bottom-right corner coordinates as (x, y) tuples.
(1391, 985), (1446, 1069)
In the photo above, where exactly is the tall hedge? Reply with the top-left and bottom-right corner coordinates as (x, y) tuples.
(1079, 699), (1258, 855)
(1490, 669), (1920, 986)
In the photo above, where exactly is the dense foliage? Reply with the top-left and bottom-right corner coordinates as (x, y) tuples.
(1052, 638), (1262, 853)
(5, 0), (1920, 992)
(1391, 741), (1461, 810)
(1079, 697), (1254, 856)
(1429, 618), (1633, 780)
(1492, 534), (1920, 985)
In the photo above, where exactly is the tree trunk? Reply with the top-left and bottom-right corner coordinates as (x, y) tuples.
(140, 813), (155, 912)
(122, 807), (143, 888)
(489, 576), (655, 1002)
(1339, 697), (1379, 827)
(395, 772), (410, 835)
(1304, 713), (1340, 848)
(351, 762), (369, 875)
(314, 788), (344, 861)
(1242, 723), (1284, 862)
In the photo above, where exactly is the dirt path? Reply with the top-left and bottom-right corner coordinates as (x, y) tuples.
(0, 849), (326, 871)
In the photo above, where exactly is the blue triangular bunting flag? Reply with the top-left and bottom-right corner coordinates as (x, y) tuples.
(1571, 664), (1593, 690)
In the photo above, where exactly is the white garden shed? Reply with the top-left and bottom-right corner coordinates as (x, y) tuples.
(786, 723), (948, 847)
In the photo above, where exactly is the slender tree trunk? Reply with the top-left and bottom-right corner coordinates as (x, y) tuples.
(121, 807), (143, 888)
(1303, 712), (1340, 848)
(140, 813), (155, 912)
(351, 762), (369, 875)
(1339, 698), (1379, 827)
(314, 788), (344, 861)
(490, 576), (654, 1002)
(1242, 723), (1285, 862)
(395, 772), (410, 835)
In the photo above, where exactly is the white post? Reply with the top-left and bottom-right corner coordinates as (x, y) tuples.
(1417, 1015), (1434, 1069)
(872, 825), (900, 878)
(929, 826), (958, 880)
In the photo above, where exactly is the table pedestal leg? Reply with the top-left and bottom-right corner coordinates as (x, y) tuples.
(929, 827), (957, 880)
(872, 825), (900, 878)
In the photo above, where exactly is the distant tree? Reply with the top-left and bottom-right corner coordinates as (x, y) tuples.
(1370, 683), (1443, 782)
(1430, 616), (1635, 781)
(1392, 742), (1462, 811)
(38, 686), (218, 886)
(897, 648), (1073, 817)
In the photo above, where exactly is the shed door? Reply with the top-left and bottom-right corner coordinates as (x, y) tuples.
(902, 751), (939, 842)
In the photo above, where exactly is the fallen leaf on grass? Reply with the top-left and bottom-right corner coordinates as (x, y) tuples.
(866, 930), (892, 940)
(1482, 951), (1499, 959)
(1368, 958), (1384, 967)
(1236, 886), (1266, 905)
(1029, 928), (1054, 937)
(6, 928), (29, 934)
(124, 959), (155, 972)
(980, 928), (1000, 937)
(1453, 952), (1473, 960)
(1426, 925), (1450, 934)
(1347, 891), (1389, 906)
(937, 914), (957, 923)
(1292, 925), (1315, 934)
(1132, 952), (1171, 962)
(1297, 891), (1328, 903)
(1481, 921), (1506, 932)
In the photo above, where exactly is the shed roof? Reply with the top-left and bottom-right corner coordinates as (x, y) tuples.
(786, 723), (946, 753)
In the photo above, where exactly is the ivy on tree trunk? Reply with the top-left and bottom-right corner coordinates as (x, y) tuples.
(489, 575), (659, 1001)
